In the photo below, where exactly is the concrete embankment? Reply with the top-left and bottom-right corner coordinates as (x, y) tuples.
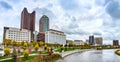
(61, 49), (91, 58)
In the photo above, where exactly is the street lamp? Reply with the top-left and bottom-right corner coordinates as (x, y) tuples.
(33, 31), (39, 42)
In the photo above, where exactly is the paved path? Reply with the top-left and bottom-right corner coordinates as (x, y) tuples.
(61, 49), (91, 58)
(0, 53), (38, 61)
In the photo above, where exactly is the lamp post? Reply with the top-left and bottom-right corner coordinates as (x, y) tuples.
(33, 31), (39, 42)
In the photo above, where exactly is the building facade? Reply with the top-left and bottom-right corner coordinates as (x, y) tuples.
(37, 33), (45, 42)
(94, 37), (103, 45)
(39, 15), (49, 33)
(66, 40), (74, 45)
(89, 35), (94, 45)
(45, 29), (66, 44)
(3, 27), (31, 42)
(74, 40), (84, 45)
(85, 39), (89, 45)
(113, 40), (119, 46)
(21, 8), (35, 41)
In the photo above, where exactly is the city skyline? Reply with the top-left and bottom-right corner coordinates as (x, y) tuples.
(0, 0), (120, 44)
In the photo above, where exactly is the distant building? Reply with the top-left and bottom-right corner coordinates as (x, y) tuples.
(74, 40), (84, 45)
(45, 29), (66, 44)
(89, 35), (94, 45)
(66, 40), (74, 45)
(3, 27), (31, 42)
(85, 39), (89, 44)
(39, 15), (49, 33)
(21, 8), (35, 41)
(113, 40), (119, 46)
(37, 33), (45, 42)
(94, 37), (103, 45)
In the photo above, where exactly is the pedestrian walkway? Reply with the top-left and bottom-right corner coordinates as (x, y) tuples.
(61, 49), (91, 58)
(0, 53), (38, 61)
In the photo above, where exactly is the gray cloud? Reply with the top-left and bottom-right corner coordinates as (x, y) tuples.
(93, 31), (102, 35)
(0, 1), (12, 10)
(106, 0), (120, 19)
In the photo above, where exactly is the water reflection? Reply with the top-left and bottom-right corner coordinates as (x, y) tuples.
(57, 49), (120, 62)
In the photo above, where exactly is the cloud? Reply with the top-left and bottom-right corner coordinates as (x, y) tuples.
(93, 31), (102, 36)
(105, 0), (120, 19)
(0, 1), (12, 10)
(1, 0), (120, 44)
(60, 0), (79, 10)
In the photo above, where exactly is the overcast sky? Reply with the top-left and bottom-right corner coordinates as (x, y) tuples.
(0, 0), (120, 44)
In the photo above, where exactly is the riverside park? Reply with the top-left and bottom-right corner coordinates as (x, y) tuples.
(1, 41), (120, 62)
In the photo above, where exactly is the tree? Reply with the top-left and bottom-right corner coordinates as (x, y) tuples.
(39, 41), (44, 46)
(4, 47), (10, 56)
(23, 42), (28, 49)
(23, 49), (29, 59)
(4, 39), (11, 46)
(34, 43), (39, 52)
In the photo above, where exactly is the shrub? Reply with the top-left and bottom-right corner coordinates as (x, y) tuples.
(23, 49), (29, 59)
(23, 42), (28, 49)
(34, 44), (39, 51)
(4, 47), (10, 56)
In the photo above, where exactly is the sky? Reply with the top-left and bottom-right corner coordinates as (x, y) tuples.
(0, 0), (120, 44)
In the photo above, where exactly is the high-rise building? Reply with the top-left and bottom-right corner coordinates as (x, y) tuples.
(94, 37), (103, 45)
(39, 15), (49, 33)
(89, 35), (94, 45)
(113, 40), (119, 46)
(3, 27), (31, 42)
(21, 8), (35, 41)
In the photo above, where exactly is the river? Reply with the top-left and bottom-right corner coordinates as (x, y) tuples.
(57, 49), (120, 62)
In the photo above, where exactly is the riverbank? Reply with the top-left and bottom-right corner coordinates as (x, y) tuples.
(57, 49), (120, 62)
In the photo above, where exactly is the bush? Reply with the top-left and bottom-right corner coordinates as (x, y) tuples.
(34, 44), (39, 51)
(4, 47), (10, 56)
(23, 49), (29, 59)
(23, 42), (28, 49)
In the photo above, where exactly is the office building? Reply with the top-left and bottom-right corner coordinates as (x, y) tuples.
(89, 35), (94, 45)
(85, 39), (89, 45)
(39, 15), (49, 33)
(74, 40), (84, 45)
(66, 40), (74, 45)
(113, 40), (119, 46)
(94, 37), (103, 45)
(21, 8), (35, 41)
(45, 29), (66, 44)
(3, 27), (31, 42)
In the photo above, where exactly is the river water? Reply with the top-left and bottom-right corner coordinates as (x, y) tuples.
(57, 49), (120, 62)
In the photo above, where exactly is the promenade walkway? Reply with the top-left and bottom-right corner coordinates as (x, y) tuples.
(61, 49), (91, 58)
(0, 53), (38, 61)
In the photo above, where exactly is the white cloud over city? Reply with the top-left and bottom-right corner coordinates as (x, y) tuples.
(0, 0), (120, 44)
